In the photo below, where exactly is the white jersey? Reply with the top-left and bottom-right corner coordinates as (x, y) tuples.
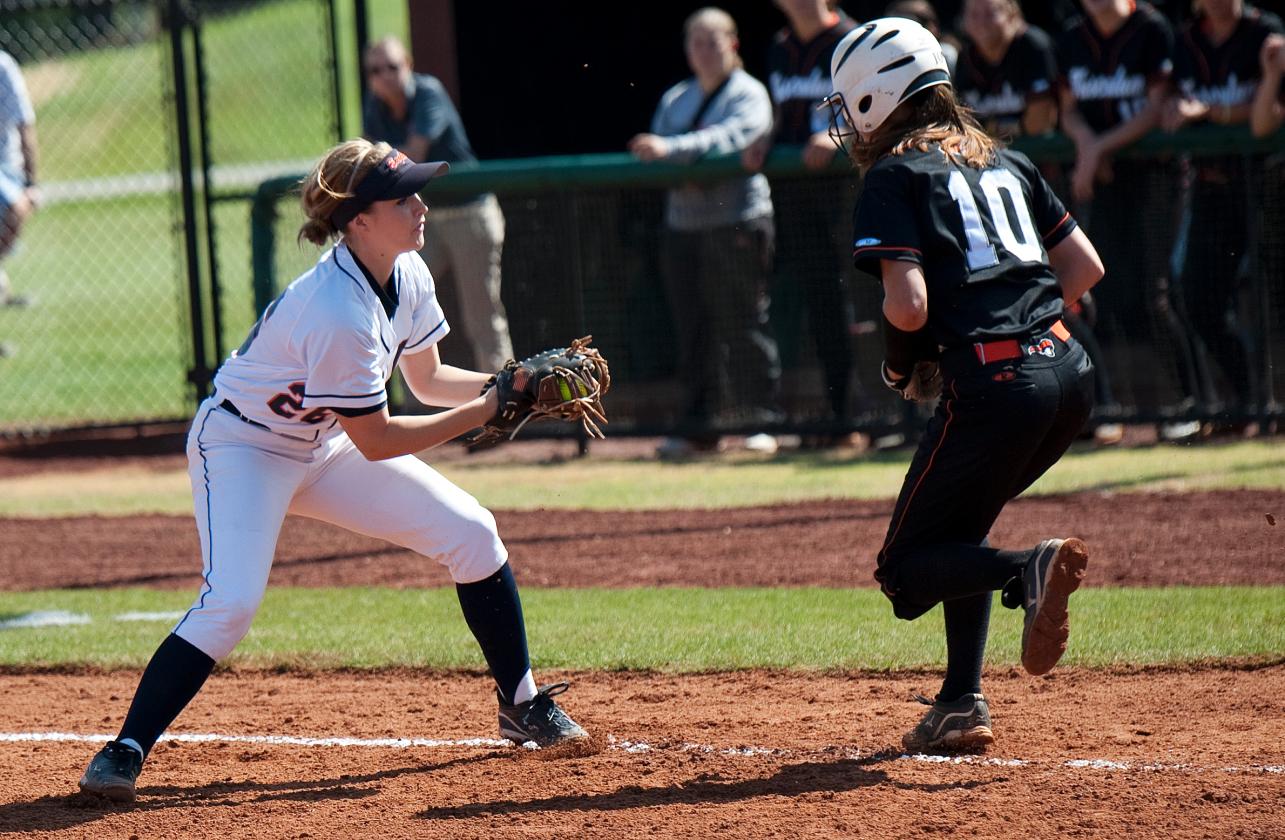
(212, 242), (449, 440)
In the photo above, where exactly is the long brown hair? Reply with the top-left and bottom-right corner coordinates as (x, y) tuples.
(852, 85), (1000, 170)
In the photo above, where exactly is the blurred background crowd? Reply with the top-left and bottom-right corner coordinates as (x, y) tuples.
(0, 0), (1282, 453)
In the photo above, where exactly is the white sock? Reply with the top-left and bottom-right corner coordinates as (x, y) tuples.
(511, 670), (538, 705)
(117, 738), (145, 760)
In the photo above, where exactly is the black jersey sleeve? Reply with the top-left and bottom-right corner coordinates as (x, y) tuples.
(1023, 26), (1059, 100)
(1003, 150), (1078, 250)
(852, 160), (923, 277)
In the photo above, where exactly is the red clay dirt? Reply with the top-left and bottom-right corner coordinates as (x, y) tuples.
(0, 667), (1282, 839)
(0, 489), (1280, 591)
(0, 445), (1282, 837)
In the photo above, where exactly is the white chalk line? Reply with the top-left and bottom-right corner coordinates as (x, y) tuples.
(2, 731), (1280, 776)
(0, 610), (186, 629)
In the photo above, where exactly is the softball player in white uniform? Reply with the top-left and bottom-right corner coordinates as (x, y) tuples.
(79, 140), (588, 803)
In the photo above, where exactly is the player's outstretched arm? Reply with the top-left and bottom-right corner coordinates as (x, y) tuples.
(336, 390), (498, 461)
(400, 344), (492, 408)
(1047, 227), (1104, 306)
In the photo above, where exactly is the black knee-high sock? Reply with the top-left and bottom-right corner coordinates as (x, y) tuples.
(117, 633), (216, 758)
(894, 544), (1029, 606)
(939, 593), (992, 702)
(456, 562), (532, 704)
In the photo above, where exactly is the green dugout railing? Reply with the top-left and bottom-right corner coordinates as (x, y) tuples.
(250, 126), (1285, 315)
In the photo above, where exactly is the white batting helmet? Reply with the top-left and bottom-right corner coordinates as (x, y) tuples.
(823, 17), (951, 139)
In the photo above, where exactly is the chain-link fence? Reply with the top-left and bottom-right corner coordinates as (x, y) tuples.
(0, 0), (187, 432)
(0, 0), (338, 436)
(4, 0), (1282, 442)
(248, 131), (1285, 442)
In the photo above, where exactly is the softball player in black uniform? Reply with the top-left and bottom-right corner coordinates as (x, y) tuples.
(1166, 2), (1284, 425)
(825, 18), (1105, 752)
(955, 0), (1061, 140)
(745, 1), (859, 440)
(1058, 0), (1202, 422)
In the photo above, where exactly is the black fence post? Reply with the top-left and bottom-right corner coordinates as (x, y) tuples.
(191, 8), (223, 366)
(354, 0), (369, 82)
(167, 0), (211, 403)
(327, 0), (345, 140)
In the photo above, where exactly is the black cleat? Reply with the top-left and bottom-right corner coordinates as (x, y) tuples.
(1021, 538), (1089, 676)
(498, 682), (589, 749)
(78, 740), (143, 802)
(902, 693), (995, 753)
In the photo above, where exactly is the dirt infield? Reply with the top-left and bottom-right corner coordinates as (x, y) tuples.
(1, 489), (1280, 590)
(1, 444), (1282, 836)
(0, 667), (1282, 838)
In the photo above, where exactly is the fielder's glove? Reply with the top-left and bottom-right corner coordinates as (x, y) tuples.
(468, 336), (611, 450)
(881, 359), (942, 403)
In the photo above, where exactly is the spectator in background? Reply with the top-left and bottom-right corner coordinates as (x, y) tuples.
(884, 0), (960, 76)
(955, 0), (1059, 139)
(0, 48), (37, 318)
(954, 0), (1117, 443)
(361, 36), (513, 373)
(1251, 32), (1285, 135)
(741, 0), (860, 448)
(1252, 32), (1285, 421)
(955, 2), (1125, 443)
(1164, 0), (1283, 433)
(1058, 0), (1203, 443)
(629, 7), (781, 458)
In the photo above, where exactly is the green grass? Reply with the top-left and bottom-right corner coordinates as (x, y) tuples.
(0, 195), (188, 426)
(2, 438), (1279, 518)
(0, 587), (1279, 671)
(437, 439), (1285, 510)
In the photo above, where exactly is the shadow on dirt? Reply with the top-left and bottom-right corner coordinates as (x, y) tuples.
(0, 752), (501, 833)
(415, 752), (1004, 820)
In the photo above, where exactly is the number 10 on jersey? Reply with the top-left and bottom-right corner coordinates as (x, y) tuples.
(947, 168), (1044, 271)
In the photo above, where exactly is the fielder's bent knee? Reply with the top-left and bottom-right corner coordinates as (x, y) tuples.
(173, 597), (260, 661)
(441, 510), (508, 584)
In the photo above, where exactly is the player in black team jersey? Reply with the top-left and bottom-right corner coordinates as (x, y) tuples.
(743, 0), (860, 446)
(955, 0), (1060, 140)
(1164, 0), (1283, 432)
(1058, 0), (1204, 438)
(824, 18), (1104, 752)
(957, 0), (1125, 446)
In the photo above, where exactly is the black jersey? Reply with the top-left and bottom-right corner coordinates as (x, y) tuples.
(1174, 7), (1283, 107)
(955, 26), (1059, 137)
(1059, 2), (1174, 133)
(852, 145), (1077, 349)
(766, 14), (858, 142)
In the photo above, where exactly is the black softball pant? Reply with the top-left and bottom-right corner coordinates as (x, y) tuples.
(660, 218), (782, 426)
(1177, 175), (1259, 413)
(769, 178), (854, 421)
(875, 333), (1096, 621)
(873, 332), (1094, 700)
(1081, 162), (1201, 411)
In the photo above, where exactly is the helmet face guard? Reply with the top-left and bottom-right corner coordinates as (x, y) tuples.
(820, 93), (857, 154)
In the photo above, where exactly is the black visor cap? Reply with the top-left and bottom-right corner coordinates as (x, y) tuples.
(330, 151), (449, 230)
